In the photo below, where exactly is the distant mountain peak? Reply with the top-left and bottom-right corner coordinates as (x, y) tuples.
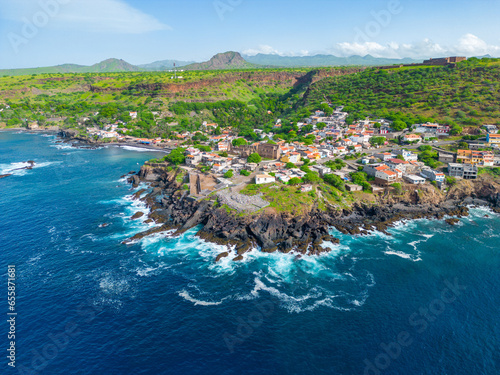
(184, 51), (255, 70)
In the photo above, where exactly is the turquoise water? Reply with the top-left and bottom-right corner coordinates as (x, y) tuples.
(0, 131), (499, 374)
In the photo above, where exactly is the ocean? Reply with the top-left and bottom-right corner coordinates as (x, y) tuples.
(0, 131), (498, 375)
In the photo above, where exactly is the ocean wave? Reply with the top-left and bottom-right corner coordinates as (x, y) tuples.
(178, 290), (229, 306)
(0, 161), (59, 176)
(118, 145), (162, 153)
(50, 143), (76, 150)
(384, 250), (422, 262)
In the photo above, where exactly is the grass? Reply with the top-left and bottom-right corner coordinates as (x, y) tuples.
(304, 58), (500, 127)
(478, 167), (500, 177)
(240, 182), (347, 214)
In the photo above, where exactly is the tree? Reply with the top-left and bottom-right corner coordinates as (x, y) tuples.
(240, 169), (250, 176)
(166, 147), (186, 165)
(392, 120), (407, 131)
(196, 145), (211, 152)
(285, 162), (295, 169)
(370, 136), (386, 146)
(219, 151), (228, 157)
(247, 153), (261, 164)
(316, 122), (326, 130)
(351, 171), (368, 185)
(303, 172), (321, 184)
(192, 132), (208, 142)
(458, 141), (469, 149)
(288, 177), (302, 185)
(223, 170), (233, 178)
(323, 174), (346, 192)
(391, 182), (402, 194)
(232, 138), (247, 147)
(300, 165), (311, 173)
(450, 124), (463, 135)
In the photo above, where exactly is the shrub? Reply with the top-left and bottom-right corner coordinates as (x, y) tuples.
(240, 169), (250, 176)
(391, 182), (402, 194)
(247, 153), (261, 164)
(323, 173), (346, 192)
(223, 170), (233, 178)
(303, 172), (321, 184)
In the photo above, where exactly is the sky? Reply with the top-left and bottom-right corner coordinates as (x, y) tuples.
(1, 0), (500, 69)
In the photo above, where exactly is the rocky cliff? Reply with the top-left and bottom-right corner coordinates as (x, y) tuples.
(183, 52), (254, 71)
(89, 68), (364, 98)
(125, 167), (500, 261)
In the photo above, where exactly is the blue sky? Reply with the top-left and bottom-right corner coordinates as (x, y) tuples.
(1, 0), (500, 69)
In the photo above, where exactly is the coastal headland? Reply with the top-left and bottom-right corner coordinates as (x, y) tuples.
(123, 165), (500, 261)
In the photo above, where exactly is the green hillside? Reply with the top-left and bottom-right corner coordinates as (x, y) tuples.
(244, 54), (421, 67)
(0, 59), (139, 76)
(304, 57), (500, 127)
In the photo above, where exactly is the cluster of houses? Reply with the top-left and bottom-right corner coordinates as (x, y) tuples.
(362, 149), (446, 186)
(77, 105), (500, 190)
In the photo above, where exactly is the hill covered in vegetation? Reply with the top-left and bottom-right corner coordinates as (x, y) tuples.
(303, 58), (500, 128)
(0, 58), (140, 76)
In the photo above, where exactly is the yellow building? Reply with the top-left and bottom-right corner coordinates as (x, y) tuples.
(456, 149), (494, 166)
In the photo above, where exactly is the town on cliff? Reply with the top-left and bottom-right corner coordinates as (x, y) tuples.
(52, 104), (499, 260)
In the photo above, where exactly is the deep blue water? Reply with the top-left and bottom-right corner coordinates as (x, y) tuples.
(0, 131), (499, 375)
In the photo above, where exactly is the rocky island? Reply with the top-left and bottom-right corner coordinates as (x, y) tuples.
(123, 165), (500, 261)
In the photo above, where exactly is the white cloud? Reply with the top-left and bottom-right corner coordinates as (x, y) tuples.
(454, 33), (500, 56)
(0, 0), (170, 34)
(333, 35), (500, 59)
(243, 45), (310, 57)
(243, 45), (281, 56)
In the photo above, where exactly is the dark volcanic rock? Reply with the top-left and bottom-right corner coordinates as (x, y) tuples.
(130, 212), (144, 220)
(445, 218), (460, 226)
(215, 252), (229, 262)
(122, 167), (500, 261)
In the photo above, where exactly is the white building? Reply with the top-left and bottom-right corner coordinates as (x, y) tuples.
(255, 174), (276, 185)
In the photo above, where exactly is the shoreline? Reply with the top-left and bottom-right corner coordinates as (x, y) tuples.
(123, 165), (500, 261)
(4, 128), (170, 153)
(57, 129), (170, 153)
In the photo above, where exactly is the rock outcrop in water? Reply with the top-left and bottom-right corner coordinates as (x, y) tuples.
(123, 166), (500, 260)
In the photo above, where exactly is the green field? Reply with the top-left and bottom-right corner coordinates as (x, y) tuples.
(2, 58), (500, 139)
(303, 58), (500, 128)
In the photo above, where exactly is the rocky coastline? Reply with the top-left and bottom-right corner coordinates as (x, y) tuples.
(58, 128), (170, 152)
(0, 160), (36, 179)
(123, 166), (500, 261)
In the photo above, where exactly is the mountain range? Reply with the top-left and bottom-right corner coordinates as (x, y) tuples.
(0, 51), (425, 76)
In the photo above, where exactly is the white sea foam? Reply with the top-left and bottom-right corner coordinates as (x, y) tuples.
(0, 161), (59, 176)
(119, 145), (162, 153)
(178, 290), (228, 306)
(50, 144), (76, 150)
(384, 250), (422, 262)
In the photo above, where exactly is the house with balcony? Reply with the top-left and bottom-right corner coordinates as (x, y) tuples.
(403, 134), (422, 144)
(375, 169), (399, 185)
(486, 133), (500, 146)
(363, 163), (390, 177)
(386, 158), (411, 174)
(393, 149), (418, 162)
(421, 168), (445, 182)
(374, 152), (394, 161)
